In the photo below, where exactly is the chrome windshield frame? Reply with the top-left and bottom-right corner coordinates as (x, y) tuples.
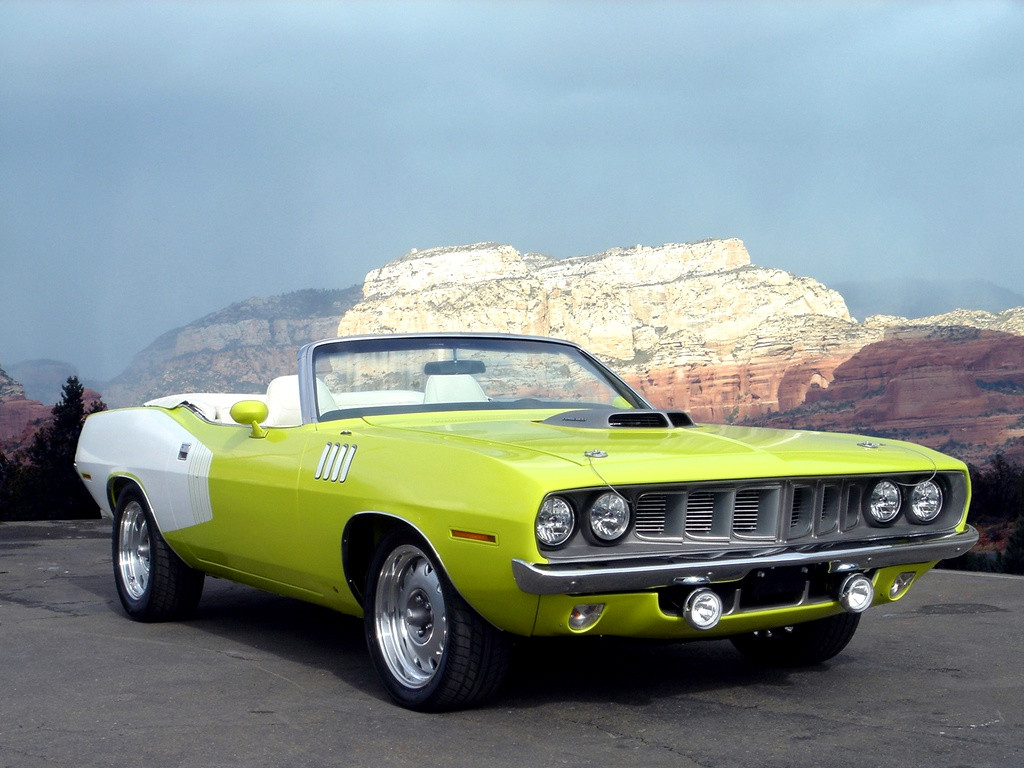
(296, 332), (654, 425)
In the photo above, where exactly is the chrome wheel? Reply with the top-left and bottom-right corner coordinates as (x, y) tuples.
(117, 499), (151, 600)
(112, 486), (204, 621)
(373, 544), (448, 690)
(365, 531), (510, 710)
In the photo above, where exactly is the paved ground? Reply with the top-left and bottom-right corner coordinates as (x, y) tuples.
(0, 520), (1021, 768)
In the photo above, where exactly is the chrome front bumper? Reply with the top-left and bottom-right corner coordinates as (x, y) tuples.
(511, 527), (979, 595)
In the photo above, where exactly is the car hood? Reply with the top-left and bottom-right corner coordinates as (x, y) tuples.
(360, 410), (955, 483)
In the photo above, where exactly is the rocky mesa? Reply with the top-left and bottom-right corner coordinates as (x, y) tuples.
(335, 240), (1024, 463)
(0, 366), (53, 453)
(101, 288), (361, 408)
(338, 239), (875, 419)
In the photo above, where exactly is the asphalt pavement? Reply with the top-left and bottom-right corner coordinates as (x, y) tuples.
(1, 520), (1021, 768)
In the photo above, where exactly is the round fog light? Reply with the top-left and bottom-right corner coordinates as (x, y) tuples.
(839, 573), (874, 613)
(684, 588), (723, 630)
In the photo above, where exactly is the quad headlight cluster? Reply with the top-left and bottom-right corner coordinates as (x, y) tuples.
(866, 478), (944, 526)
(535, 491), (632, 548)
(538, 475), (951, 548)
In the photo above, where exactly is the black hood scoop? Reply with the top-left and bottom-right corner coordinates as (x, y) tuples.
(542, 409), (694, 429)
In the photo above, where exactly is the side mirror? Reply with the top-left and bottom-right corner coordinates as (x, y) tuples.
(229, 400), (270, 439)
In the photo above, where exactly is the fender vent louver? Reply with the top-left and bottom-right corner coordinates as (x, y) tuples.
(314, 442), (358, 483)
(542, 409), (694, 429)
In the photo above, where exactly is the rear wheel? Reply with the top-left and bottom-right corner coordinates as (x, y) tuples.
(112, 486), (204, 621)
(730, 612), (861, 666)
(364, 530), (510, 711)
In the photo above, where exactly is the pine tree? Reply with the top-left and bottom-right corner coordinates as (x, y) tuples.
(10, 377), (106, 519)
(0, 450), (16, 521)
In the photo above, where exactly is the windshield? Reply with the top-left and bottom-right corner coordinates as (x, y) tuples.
(309, 336), (646, 420)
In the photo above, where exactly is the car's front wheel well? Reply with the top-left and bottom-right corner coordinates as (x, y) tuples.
(343, 514), (419, 608)
(107, 476), (142, 514)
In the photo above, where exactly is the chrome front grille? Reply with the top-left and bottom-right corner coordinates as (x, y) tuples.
(732, 489), (761, 533)
(820, 484), (841, 532)
(636, 479), (869, 544)
(685, 492), (715, 536)
(634, 495), (668, 535)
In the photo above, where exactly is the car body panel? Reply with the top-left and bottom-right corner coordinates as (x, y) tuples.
(76, 334), (977, 644)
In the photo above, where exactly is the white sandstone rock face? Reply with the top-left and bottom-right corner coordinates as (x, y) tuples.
(362, 243), (534, 298)
(869, 307), (1024, 337)
(337, 238), (858, 365)
(0, 365), (26, 401)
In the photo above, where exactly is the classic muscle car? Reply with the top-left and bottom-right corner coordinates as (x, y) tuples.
(75, 333), (977, 710)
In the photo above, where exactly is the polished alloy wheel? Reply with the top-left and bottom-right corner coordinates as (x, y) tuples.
(373, 544), (448, 689)
(118, 499), (151, 600)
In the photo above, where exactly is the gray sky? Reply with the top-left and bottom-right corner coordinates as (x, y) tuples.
(2, 1), (1023, 381)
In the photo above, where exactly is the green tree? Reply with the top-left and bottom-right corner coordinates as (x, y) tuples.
(995, 516), (1024, 575)
(5, 377), (105, 520)
(0, 450), (17, 520)
(944, 455), (1024, 573)
(967, 455), (1024, 527)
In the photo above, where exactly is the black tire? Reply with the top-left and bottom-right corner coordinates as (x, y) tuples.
(730, 612), (861, 667)
(112, 486), (205, 622)
(364, 530), (510, 711)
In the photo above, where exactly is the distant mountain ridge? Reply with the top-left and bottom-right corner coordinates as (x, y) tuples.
(0, 365), (22, 401)
(4, 359), (81, 405)
(0, 364), (51, 452)
(835, 278), (1024, 321)
(101, 287), (362, 408)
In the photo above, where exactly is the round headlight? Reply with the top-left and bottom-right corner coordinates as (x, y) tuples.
(588, 492), (631, 542)
(867, 480), (901, 524)
(909, 480), (943, 523)
(536, 496), (574, 547)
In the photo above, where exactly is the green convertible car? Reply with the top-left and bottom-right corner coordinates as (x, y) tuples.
(75, 333), (978, 710)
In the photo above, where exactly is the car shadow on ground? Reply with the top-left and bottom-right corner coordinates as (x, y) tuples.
(4, 522), (850, 711)
(81, 572), (834, 710)
(173, 578), (386, 699)
(501, 634), (837, 709)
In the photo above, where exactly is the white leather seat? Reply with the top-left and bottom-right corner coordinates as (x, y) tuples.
(423, 374), (488, 404)
(315, 378), (340, 416)
(265, 375), (302, 427)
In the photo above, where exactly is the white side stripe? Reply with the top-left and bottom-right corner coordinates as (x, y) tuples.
(186, 441), (214, 525)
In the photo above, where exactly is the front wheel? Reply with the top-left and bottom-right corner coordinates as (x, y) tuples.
(730, 612), (861, 667)
(364, 531), (510, 711)
(112, 486), (205, 621)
